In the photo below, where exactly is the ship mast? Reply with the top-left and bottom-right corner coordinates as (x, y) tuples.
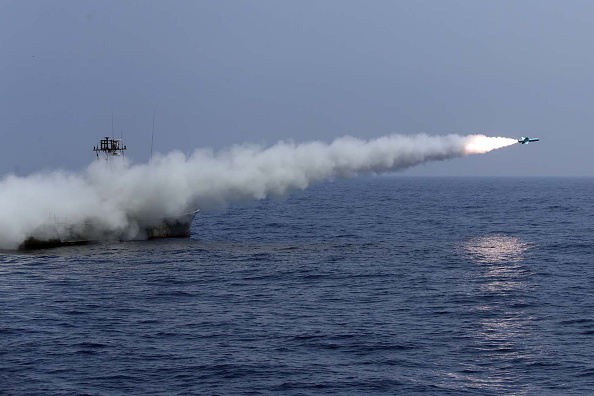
(93, 137), (127, 161)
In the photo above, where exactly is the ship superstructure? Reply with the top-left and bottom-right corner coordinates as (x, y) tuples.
(93, 137), (127, 160)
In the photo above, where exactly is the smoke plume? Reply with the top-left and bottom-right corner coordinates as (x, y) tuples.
(0, 134), (515, 249)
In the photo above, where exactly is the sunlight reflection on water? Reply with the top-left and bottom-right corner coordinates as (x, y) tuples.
(462, 234), (533, 264)
(452, 234), (537, 395)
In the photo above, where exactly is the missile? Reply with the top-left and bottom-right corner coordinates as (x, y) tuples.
(518, 137), (540, 144)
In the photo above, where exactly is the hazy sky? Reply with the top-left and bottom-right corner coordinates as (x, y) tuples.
(1, 0), (592, 176)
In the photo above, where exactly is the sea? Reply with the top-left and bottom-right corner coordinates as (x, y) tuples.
(1, 177), (593, 395)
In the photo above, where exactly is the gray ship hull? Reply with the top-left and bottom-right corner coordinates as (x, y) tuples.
(20, 210), (199, 250)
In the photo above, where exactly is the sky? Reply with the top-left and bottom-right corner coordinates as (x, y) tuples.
(1, 0), (592, 177)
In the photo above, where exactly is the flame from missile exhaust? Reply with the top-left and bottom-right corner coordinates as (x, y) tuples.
(464, 135), (517, 154)
(0, 133), (517, 250)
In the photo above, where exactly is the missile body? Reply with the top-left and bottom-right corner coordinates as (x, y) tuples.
(518, 137), (540, 144)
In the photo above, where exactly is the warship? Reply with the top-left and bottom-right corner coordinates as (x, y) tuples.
(19, 137), (198, 250)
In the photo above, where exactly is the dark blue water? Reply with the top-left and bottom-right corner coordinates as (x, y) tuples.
(2, 177), (594, 395)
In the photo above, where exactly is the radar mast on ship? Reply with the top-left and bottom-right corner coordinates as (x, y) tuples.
(93, 137), (127, 161)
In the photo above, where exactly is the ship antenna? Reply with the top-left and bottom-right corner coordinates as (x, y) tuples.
(111, 111), (114, 139)
(150, 109), (155, 162)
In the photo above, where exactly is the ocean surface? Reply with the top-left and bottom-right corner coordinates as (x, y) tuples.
(1, 177), (593, 395)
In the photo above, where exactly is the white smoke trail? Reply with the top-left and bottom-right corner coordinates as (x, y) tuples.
(464, 135), (517, 154)
(0, 134), (515, 249)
